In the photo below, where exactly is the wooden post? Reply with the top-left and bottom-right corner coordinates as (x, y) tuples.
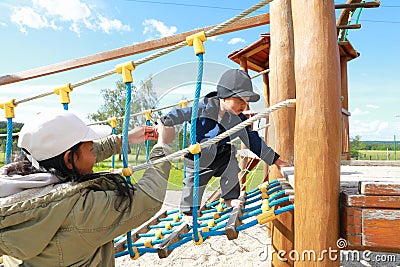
(238, 57), (251, 189)
(340, 56), (351, 160)
(263, 72), (271, 181)
(269, 0), (296, 265)
(292, 1), (341, 266)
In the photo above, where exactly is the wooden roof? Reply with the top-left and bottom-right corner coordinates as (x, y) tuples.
(228, 33), (270, 72)
(228, 33), (359, 72)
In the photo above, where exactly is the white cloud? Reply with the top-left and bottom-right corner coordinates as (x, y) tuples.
(9, 0), (131, 35)
(207, 36), (222, 42)
(97, 15), (131, 34)
(10, 7), (60, 33)
(350, 119), (390, 140)
(143, 19), (177, 38)
(366, 104), (379, 109)
(33, 0), (91, 21)
(228, 37), (246, 45)
(351, 107), (369, 116)
(0, 22), (7, 27)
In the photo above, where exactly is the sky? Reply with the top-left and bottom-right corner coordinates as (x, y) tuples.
(0, 0), (399, 141)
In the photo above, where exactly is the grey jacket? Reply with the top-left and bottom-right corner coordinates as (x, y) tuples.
(0, 136), (172, 266)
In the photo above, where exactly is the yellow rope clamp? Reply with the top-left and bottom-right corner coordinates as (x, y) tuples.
(53, 83), (72, 104)
(216, 203), (225, 212)
(213, 212), (221, 220)
(186, 31), (207, 55)
(178, 99), (189, 108)
(188, 143), (201, 154)
(261, 199), (269, 213)
(173, 214), (181, 222)
(142, 109), (152, 121)
(130, 246), (140, 260)
(144, 239), (153, 248)
(208, 219), (216, 227)
(165, 222), (173, 230)
(257, 208), (276, 225)
(0, 99), (16, 119)
(116, 61), (135, 83)
(202, 227), (211, 240)
(259, 186), (268, 193)
(155, 230), (164, 239)
(192, 232), (204, 245)
(122, 167), (132, 177)
(108, 117), (118, 129)
(261, 192), (269, 200)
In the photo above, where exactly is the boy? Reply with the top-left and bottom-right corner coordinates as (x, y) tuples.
(160, 69), (290, 223)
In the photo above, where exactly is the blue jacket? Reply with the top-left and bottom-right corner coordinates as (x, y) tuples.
(160, 92), (279, 166)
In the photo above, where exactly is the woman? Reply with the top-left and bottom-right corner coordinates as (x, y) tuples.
(0, 110), (175, 266)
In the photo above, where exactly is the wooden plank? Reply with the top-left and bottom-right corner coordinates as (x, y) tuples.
(156, 223), (188, 258)
(340, 205), (362, 238)
(338, 41), (360, 60)
(360, 181), (400, 196)
(362, 209), (400, 250)
(224, 194), (245, 240)
(0, 14), (270, 86)
(342, 189), (400, 209)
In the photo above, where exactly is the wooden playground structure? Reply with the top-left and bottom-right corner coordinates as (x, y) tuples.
(1, 1), (399, 267)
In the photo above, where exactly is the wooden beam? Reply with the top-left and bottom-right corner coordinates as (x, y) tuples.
(335, 1), (380, 9)
(0, 14), (270, 86)
(337, 24), (361, 30)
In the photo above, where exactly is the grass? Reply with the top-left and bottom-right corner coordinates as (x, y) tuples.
(357, 150), (399, 161)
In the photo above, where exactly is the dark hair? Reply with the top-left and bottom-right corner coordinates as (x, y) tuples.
(9, 142), (134, 211)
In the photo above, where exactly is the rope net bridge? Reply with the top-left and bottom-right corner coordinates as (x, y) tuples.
(114, 178), (294, 259)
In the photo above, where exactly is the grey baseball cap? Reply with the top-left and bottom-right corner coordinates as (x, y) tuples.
(216, 69), (260, 102)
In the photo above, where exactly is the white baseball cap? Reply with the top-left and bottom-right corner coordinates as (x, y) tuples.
(18, 110), (111, 168)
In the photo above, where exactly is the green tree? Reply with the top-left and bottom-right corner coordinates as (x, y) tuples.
(350, 135), (365, 159)
(88, 75), (158, 132)
(88, 76), (159, 162)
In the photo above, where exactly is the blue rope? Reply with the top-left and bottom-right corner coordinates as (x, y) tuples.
(269, 196), (290, 208)
(63, 103), (68, 110)
(111, 127), (116, 169)
(275, 204), (294, 215)
(145, 119), (151, 162)
(122, 82), (134, 257)
(182, 121), (188, 179)
(122, 82), (132, 182)
(5, 118), (13, 164)
(189, 53), (204, 242)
